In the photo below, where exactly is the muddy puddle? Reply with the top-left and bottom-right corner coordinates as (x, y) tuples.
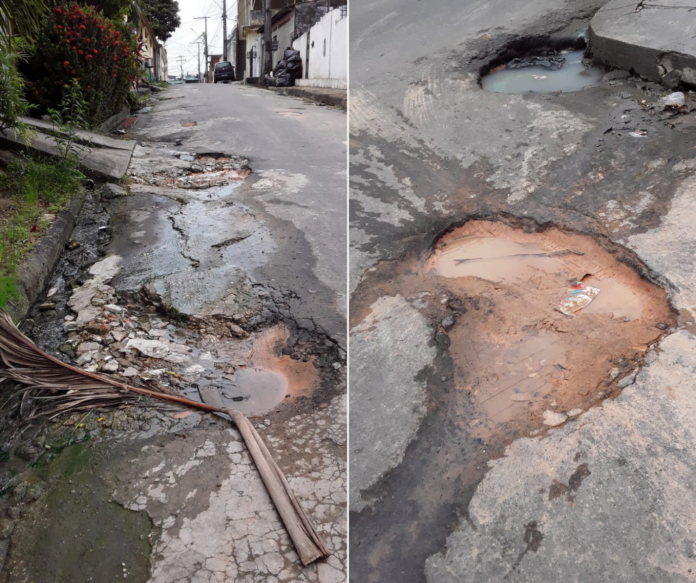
(482, 50), (602, 93)
(356, 220), (673, 439)
(177, 324), (320, 416)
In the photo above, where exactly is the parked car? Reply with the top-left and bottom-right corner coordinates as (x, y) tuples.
(184, 75), (199, 84)
(214, 61), (236, 83)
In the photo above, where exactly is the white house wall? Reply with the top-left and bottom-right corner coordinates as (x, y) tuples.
(329, 10), (347, 81)
(272, 14), (295, 69)
(291, 8), (347, 89)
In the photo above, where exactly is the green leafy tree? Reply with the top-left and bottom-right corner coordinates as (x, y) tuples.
(59, 0), (145, 21)
(144, 0), (180, 41)
(0, 40), (35, 141)
(0, 0), (49, 44)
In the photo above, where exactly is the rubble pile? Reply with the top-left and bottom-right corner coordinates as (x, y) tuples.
(58, 282), (248, 387)
(127, 146), (251, 190)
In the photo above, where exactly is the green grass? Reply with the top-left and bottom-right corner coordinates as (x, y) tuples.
(0, 274), (19, 307)
(0, 158), (79, 308)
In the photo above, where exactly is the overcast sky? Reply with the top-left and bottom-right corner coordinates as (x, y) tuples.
(164, 0), (238, 77)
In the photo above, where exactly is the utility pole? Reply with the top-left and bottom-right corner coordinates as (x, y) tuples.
(194, 16), (210, 82)
(259, 0), (272, 87)
(191, 41), (202, 82)
(176, 56), (186, 80)
(222, 0), (228, 62)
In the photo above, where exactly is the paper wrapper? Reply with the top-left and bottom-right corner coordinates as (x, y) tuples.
(558, 283), (600, 316)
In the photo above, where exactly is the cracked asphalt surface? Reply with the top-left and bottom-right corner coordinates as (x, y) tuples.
(0, 83), (346, 583)
(128, 84), (347, 347)
(349, 0), (696, 581)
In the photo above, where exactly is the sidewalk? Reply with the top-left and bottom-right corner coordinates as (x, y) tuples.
(0, 117), (135, 182)
(589, 0), (696, 87)
(269, 86), (347, 109)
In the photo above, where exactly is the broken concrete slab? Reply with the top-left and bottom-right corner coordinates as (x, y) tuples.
(589, 0), (696, 87)
(349, 295), (435, 513)
(144, 266), (263, 323)
(19, 117), (136, 152)
(0, 120), (135, 183)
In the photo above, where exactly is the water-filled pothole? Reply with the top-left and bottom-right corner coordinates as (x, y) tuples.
(482, 49), (602, 93)
(179, 324), (320, 416)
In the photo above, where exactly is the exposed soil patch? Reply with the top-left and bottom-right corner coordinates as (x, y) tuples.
(430, 221), (671, 436)
(354, 220), (674, 439)
(251, 325), (320, 400)
(350, 219), (675, 583)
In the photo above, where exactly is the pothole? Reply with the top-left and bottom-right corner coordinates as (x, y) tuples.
(481, 48), (603, 93)
(127, 144), (251, 189)
(355, 220), (674, 439)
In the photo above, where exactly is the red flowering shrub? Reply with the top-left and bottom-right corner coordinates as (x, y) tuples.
(21, 3), (140, 126)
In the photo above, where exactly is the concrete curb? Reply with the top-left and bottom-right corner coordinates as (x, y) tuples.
(588, 0), (696, 88)
(96, 106), (131, 135)
(268, 86), (347, 109)
(5, 189), (87, 323)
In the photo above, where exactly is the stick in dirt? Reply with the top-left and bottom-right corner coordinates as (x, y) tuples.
(0, 308), (329, 566)
(454, 249), (584, 265)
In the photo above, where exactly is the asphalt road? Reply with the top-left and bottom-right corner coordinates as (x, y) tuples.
(349, 0), (696, 582)
(129, 82), (347, 347)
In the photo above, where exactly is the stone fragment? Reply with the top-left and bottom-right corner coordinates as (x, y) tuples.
(77, 342), (101, 354)
(618, 370), (638, 388)
(102, 183), (127, 199)
(164, 353), (191, 364)
(229, 323), (249, 338)
(0, 519), (14, 540)
(122, 367), (139, 377)
(104, 304), (124, 314)
(103, 360), (119, 372)
(111, 328), (129, 342)
(125, 338), (169, 359)
(543, 410), (568, 427)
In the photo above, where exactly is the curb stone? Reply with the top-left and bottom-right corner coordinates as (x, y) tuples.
(5, 188), (88, 323)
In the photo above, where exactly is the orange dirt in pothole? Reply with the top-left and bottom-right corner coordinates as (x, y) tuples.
(352, 220), (674, 439)
(431, 221), (673, 437)
(220, 325), (320, 415)
(250, 325), (319, 400)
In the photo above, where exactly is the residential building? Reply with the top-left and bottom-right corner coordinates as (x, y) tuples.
(156, 43), (169, 82)
(226, 25), (238, 78)
(292, 3), (347, 88)
(236, 0), (346, 82)
(138, 13), (158, 82)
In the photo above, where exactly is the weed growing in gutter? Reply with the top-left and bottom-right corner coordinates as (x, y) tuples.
(0, 157), (80, 307)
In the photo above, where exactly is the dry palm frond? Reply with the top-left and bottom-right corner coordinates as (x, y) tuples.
(0, 308), (329, 566)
